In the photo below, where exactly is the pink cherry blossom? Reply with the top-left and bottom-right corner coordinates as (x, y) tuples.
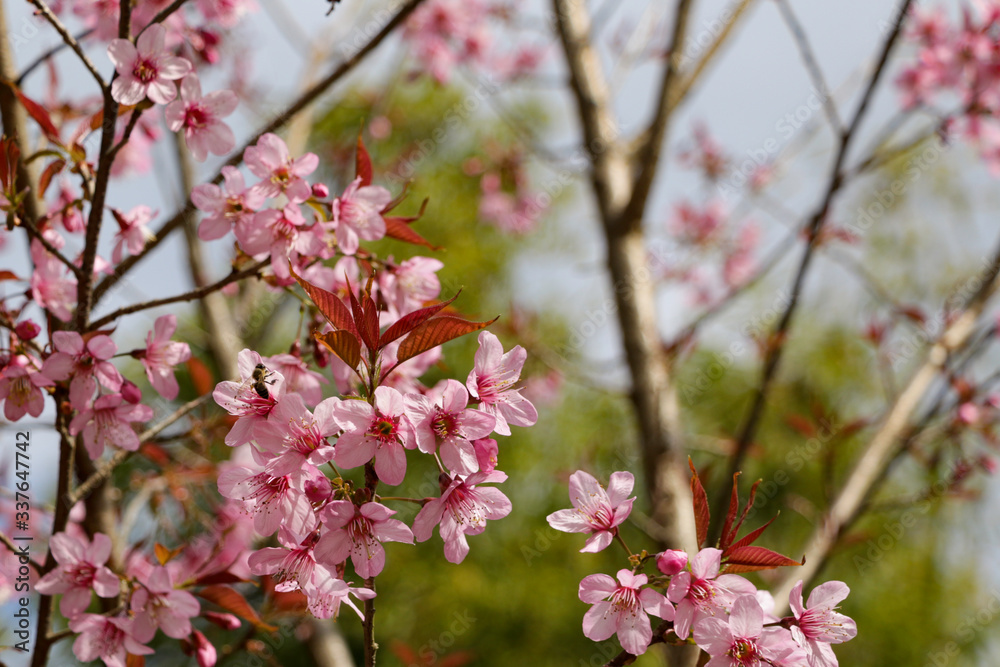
(73, 0), (120, 40)
(165, 74), (238, 162)
(307, 570), (375, 620)
(35, 532), (120, 618)
(212, 348), (284, 447)
(138, 314), (191, 400)
(248, 533), (320, 593)
(656, 549), (688, 576)
(263, 352), (328, 406)
(466, 330), (537, 436)
(69, 393), (154, 460)
(30, 239), (77, 322)
(217, 447), (318, 540)
(111, 205), (154, 264)
(693, 595), (804, 667)
(379, 256), (443, 314)
(405, 379), (495, 475)
(789, 580), (857, 666)
(412, 470), (511, 563)
(255, 392), (339, 477)
(667, 547), (758, 640)
(41, 330), (122, 410)
(131, 566), (201, 642)
(108, 24), (193, 105)
(333, 386), (415, 486)
(192, 166), (266, 241)
(197, 0), (258, 27)
(236, 204), (322, 281)
(331, 177), (392, 255)
(244, 133), (318, 203)
(579, 569), (674, 656)
(0, 354), (53, 421)
(314, 500), (414, 578)
(70, 614), (153, 667)
(546, 470), (635, 553)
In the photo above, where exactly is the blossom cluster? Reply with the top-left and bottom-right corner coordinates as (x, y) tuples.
(547, 470), (858, 664)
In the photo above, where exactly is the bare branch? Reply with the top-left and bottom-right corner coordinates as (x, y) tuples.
(26, 0), (106, 90)
(774, 0), (843, 133)
(16, 28), (95, 86)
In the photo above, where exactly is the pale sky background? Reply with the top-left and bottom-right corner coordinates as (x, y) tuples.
(2, 0), (1000, 663)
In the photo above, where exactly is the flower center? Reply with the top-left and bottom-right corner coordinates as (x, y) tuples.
(730, 638), (758, 664)
(183, 104), (210, 129)
(132, 58), (158, 84)
(609, 586), (639, 613)
(431, 410), (458, 438)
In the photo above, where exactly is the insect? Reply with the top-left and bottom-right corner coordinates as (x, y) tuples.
(250, 363), (277, 399)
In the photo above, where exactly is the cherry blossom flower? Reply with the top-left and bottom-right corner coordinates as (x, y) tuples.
(579, 569), (674, 656)
(136, 314), (191, 400)
(212, 348), (284, 447)
(72, 0), (121, 40)
(236, 204), (323, 281)
(69, 614), (153, 667)
(333, 386), (415, 486)
(546, 470), (635, 553)
(331, 177), (392, 255)
(306, 570), (375, 620)
(217, 447), (317, 540)
(788, 580), (857, 666)
(667, 547), (758, 640)
(131, 567), (201, 642)
(29, 240), (77, 322)
(165, 74), (238, 162)
(263, 352), (328, 406)
(466, 330), (537, 436)
(412, 469), (511, 563)
(255, 392), (339, 477)
(405, 379), (495, 475)
(248, 533), (320, 592)
(41, 331), (122, 411)
(192, 165), (266, 241)
(35, 532), (120, 618)
(197, 0), (257, 28)
(108, 24), (192, 105)
(314, 500), (414, 578)
(0, 354), (53, 421)
(111, 205), (154, 264)
(69, 393), (154, 460)
(693, 595), (804, 667)
(378, 256), (444, 315)
(244, 133), (318, 203)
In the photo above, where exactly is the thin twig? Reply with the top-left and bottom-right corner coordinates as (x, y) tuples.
(87, 259), (267, 330)
(0, 529), (43, 572)
(15, 28), (95, 86)
(19, 218), (83, 278)
(25, 0), (106, 90)
(137, 0), (191, 36)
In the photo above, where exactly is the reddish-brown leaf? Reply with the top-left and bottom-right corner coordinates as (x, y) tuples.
(197, 585), (275, 631)
(718, 472), (741, 552)
(291, 266), (356, 333)
(314, 330), (361, 370)
(726, 514), (778, 553)
(785, 414), (817, 438)
(722, 546), (801, 573)
(125, 654), (145, 667)
(356, 133), (373, 187)
(727, 478), (762, 544)
(38, 158), (66, 197)
(347, 285), (378, 351)
(385, 216), (440, 250)
(8, 86), (61, 144)
(689, 459), (710, 549)
(0, 270), (20, 281)
(192, 571), (249, 587)
(154, 543), (172, 566)
(396, 315), (498, 365)
(186, 357), (214, 396)
(379, 292), (460, 347)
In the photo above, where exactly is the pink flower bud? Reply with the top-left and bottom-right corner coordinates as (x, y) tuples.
(656, 549), (688, 576)
(193, 630), (217, 667)
(121, 379), (142, 404)
(304, 475), (333, 504)
(311, 182), (330, 199)
(958, 402), (979, 424)
(14, 320), (40, 340)
(979, 455), (998, 475)
(203, 611), (241, 630)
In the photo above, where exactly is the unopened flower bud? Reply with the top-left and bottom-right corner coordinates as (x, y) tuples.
(121, 379), (142, 404)
(311, 183), (330, 199)
(656, 549), (688, 576)
(14, 320), (40, 340)
(204, 611), (241, 630)
(305, 476), (333, 504)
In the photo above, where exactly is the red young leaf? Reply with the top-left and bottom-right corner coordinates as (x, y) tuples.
(197, 585), (275, 631)
(291, 266), (356, 333)
(0, 270), (20, 281)
(384, 216), (441, 250)
(719, 472), (742, 552)
(347, 284), (378, 352)
(726, 478), (762, 546)
(192, 571), (250, 587)
(722, 545), (801, 573)
(396, 315), (498, 365)
(186, 357), (214, 396)
(689, 459), (711, 549)
(356, 133), (373, 187)
(726, 514), (779, 553)
(314, 330), (361, 370)
(785, 414), (817, 438)
(8, 85), (62, 145)
(38, 158), (66, 197)
(125, 654), (145, 667)
(379, 292), (460, 347)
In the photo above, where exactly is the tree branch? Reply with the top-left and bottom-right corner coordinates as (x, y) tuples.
(25, 0), (106, 90)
